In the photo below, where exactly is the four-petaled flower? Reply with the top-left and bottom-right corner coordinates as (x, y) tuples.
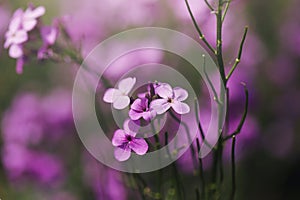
(129, 98), (156, 122)
(112, 120), (148, 161)
(103, 77), (136, 110)
(150, 83), (190, 115)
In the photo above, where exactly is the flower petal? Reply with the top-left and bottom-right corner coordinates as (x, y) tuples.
(142, 110), (156, 121)
(173, 87), (188, 101)
(103, 88), (122, 103)
(24, 6), (45, 19)
(124, 119), (139, 136)
(13, 30), (28, 44)
(9, 12), (22, 32)
(9, 44), (23, 58)
(129, 139), (148, 155)
(114, 146), (131, 162)
(112, 129), (126, 146)
(171, 101), (190, 115)
(129, 109), (143, 121)
(118, 77), (136, 95)
(150, 99), (170, 114)
(41, 25), (58, 45)
(156, 83), (173, 99)
(113, 95), (130, 110)
(130, 98), (144, 112)
(22, 19), (37, 31)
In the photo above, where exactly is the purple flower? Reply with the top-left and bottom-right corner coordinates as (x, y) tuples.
(112, 120), (148, 161)
(4, 5), (45, 74)
(137, 82), (161, 98)
(4, 9), (27, 59)
(38, 24), (58, 59)
(129, 98), (156, 121)
(21, 5), (45, 31)
(103, 77), (136, 110)
(150, 83), (190, 115)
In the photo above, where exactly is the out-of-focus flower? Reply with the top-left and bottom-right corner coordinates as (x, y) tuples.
(112, 119), (148, 161)
(21, 6), (45, 31)
(103, 77), (136, 110)
(129, 98), (156, 121)
(82, 152), (127, 200)
(4, 9), (27, 64)
(38, 24), (58, 59)
(3, 4), (46, 74)
(137, 82), (161, 99)
(150, 83), (190, 115)
(1, 89), (74, 185)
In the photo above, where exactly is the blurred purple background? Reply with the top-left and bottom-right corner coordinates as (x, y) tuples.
(0, 0), (300, 199)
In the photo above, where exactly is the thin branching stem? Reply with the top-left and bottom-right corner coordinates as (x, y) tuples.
(216, 0), (226, 84)
(204, 0), (215, 12)
(194, 98), (215, 150)
(169, 111), (198, 171)
(196, 138), (206, 199)
(203, 55), (222, 105)
(222, 0), (232, 22)
(230, 135), (236, 200)
(226, 27), (249, 81)
(184, 0), (216, 54)
(224, 83), (249, 140)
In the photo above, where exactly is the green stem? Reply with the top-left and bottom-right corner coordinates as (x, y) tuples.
(184, 0), (216, 54)
(222, 0), (232, 22)
(216, 0), (226, 84)
(196, 138), (206, 199)
(203, 55), (222, 105)
(224, 83), (249, 140)
(204, 0), (215, 12)
(226, 27), (249, 81)
(230, 136), (236, 200)
(169, 111), (198, 171)
(194, 98), (214, 150)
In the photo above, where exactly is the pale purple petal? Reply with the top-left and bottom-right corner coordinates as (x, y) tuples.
(112, 129), (126, 146)
(113, 95), (130, 110)
(173, 87), (189, 101)
(24, 6), (45, 19)
(150, 99), (170, 114)
(171, 101), (190, 115)
(13, 30), (28, 44)
(9, 44), (23, 58)
(41, 25), (58, 45)
(4, 37), (13, 48)
(129, 109), (143, 120)
(118, 77), (136, 95)
(156, 83), (173, 99)
(130, 98), (144, 111)
(129, 139), (148, 155)
(9, 11), (22, 32)
(103, 88), (122, 103)
(142, 110), (156, 121)
(22, 18), (37, 31)
(114, 146), (131, 161)
(124, 119), (139, 136)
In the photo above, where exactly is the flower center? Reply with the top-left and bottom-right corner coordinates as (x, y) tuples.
(167, 98), (173, 103)
(126, 135), (133, 142)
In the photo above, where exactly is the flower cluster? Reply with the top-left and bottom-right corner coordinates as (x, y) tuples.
(4, 4), (58, 74)
(1, 90), (73, 185)
(103, 77), (190, 161)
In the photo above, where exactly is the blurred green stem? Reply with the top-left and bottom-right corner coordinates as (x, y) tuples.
(226, 27), (249, 81)
(184, 0), (216, 54)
